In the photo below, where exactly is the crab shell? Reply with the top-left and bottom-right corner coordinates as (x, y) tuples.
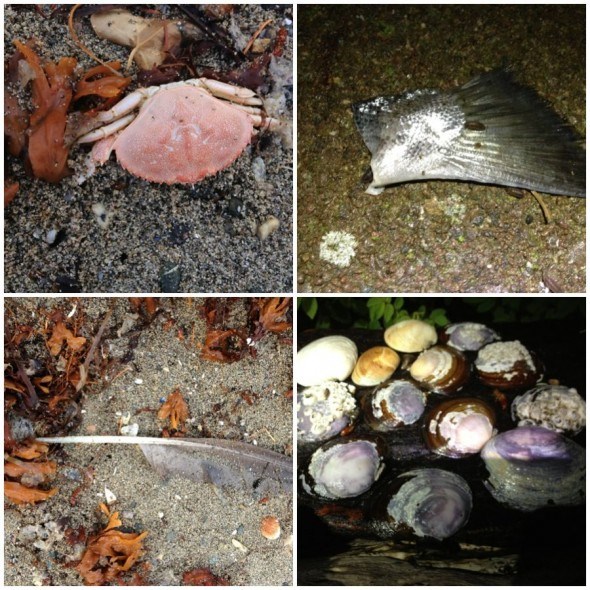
(93, 85), (254, 184)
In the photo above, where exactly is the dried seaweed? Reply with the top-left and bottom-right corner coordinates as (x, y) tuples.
(37, 436), (293, 496)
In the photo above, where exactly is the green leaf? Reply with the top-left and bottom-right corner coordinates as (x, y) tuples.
(393, 297), (404, 310)
(383, 303), (395, 325)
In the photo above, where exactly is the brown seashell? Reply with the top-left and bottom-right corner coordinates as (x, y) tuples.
(384, 320), (437, 353)
(352, 346), (400, 386)
(423, 397), (496, 458)
(260, 516), (281, 540)
(409, 345), (470, 394)
(475, 341), (542, 390)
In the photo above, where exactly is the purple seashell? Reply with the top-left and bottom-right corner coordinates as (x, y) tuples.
(365, 380), (426, 431)
(481, 426), (585, 511)
(304, 439), (384, 499)
(443, 322), (500, 351)
(385, 468), (472, 540)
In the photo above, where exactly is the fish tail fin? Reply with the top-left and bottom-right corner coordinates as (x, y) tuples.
(451, 69), (585, 197)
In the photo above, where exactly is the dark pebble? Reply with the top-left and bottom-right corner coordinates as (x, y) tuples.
(160, 263), (181, 293)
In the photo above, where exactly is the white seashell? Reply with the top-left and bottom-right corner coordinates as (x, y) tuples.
(297, 336), (358, 387)
(384, 319), (437, 353)
(104, 486), (117, 505)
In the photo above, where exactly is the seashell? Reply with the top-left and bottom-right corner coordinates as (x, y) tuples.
(297, 336), (358, 387)
(375, 468), (472, 540)
(351, 346), (400, 386)
(475, 340), (542, 389)
(511, 383), (586, 435)
(362, 379), (426, 431)
(260, 516), (281, 540)
(302, 438), (385, 499)
(442, 322), (500, 351)
(409, 345), (470, 394)
(384, 319), (437, 353)
(481, 426), (585, 511)
(297, 382), (358, 443)
(423, 397), (496, 457)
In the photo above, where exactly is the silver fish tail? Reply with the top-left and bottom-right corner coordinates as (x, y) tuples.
(352, 69), (585, 197)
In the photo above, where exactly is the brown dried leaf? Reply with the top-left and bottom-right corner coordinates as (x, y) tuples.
(4, 481), (58, 505)
(90, 9), (182, 70)
(47, 321), (87, 355)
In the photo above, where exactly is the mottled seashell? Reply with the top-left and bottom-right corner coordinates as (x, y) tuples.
(475, 340), (542, 389)
(352, 346), (400, 386)
(260, 516), (281, 540)
(297, 382), (358, 443)
(424, 397), (496, 458)
(384, 319), (437, 353)
(511, 383), (586, 435)
(442, 322), (500, 351)
(303, 438), (385, 499)
(481, 426), (585, 511)
(409, 345), (470, 394)
(363, 380), (426, 431)
(381, 469), (472, 540)
(297, 336), (358, 387)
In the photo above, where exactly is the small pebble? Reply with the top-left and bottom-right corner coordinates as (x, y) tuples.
(260, 516), (281, 540)
(257, 216), (280, 241)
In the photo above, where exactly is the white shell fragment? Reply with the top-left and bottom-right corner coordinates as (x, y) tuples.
(384, 319), (437, 353)
(511, 384), (586, 435)
(104, 486), (117, 505)
(297, 336), (358, 387)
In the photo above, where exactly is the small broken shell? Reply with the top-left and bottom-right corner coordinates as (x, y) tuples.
(297, 336), (358, 387)
(511, 383), (586, 435)
(475, 341), (542, 390)
(384, 319), (437, 353)
(442, 322), (500, 351)
(302, 438), (385, 499)
(423, 398), (496, 457)
(363, 379), (426, 431)
(409, 345), (470, 394)
(297, 382), (357, 443)
(260, 516), (281, 540)
(351, 346), (400, 386)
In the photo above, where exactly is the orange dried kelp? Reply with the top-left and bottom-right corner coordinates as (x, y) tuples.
(47, 320), (87, 356)
(77, 509), (148, 585)
(4, 440), (58, 505)
(13, 40), (77, 183)
(182, 568), (230, 586)
(200, 329), (249, 363)
(4, 481), (58, 505)
(249, 297), (292, 341)
(4, 91), (29, 157)
(158, 389), (189, 433)
(74, 61), (131, 107)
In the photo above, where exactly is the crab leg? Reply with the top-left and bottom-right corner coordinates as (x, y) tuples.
(195, 78), (263, 106)
(76, 113), (136, 143)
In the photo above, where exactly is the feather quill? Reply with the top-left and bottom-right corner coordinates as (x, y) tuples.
(36, 436), (292, 495)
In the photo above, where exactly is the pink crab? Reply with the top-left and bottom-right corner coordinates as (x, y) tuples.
(74, 78), (281, 184)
